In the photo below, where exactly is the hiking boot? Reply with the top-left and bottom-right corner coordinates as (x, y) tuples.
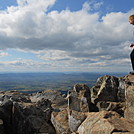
(129, 71), (134, 75)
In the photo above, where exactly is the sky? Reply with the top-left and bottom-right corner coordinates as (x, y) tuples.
(0, 0), (134, 73)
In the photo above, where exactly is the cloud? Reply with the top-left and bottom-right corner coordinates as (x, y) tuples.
(93, 1), (104, 10)
(82, 1), (104, 11)
(38, 50), (71, 61)
(0, 51), (9, 57)
(0, 0), (133, 72)
(0, 58), (52, 72)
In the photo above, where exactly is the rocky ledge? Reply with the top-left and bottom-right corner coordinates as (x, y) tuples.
(0, 74), (134, 134)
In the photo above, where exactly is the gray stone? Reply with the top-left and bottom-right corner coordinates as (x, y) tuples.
(12, 99), (55, 134)
(125, 85), (134, 121)
(0, 119), (5, 134)
(118, 77), (126, 102)
(51, 109), (70, 134)
(0, 90), (31, 103)
(96, 101), (125, 116)
(30, 90), (67, 109)
(91, 75), (119, 104)
(67, 84), (91, 112)
(0, 100), (13, 134)
(68, 110), (86, 132)
(78, 111), (134, 134)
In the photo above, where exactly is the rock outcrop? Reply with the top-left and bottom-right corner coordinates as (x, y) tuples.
(68, 110), (86, 133)
(124, 75), (134, 122)
(91, 75), (119, 103)
(0, 74), (134, 134)
(51, 84), (91, 134)
(67, 84), (91, 112)
(0, 91), (56, 134)
(0, 119), (4, 134)
(30, 89), (67, 109)
(78, 111), (134, 134)
(51, 109), (70, 134)
(90, 75), (126, 117)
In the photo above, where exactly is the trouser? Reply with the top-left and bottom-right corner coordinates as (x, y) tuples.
(130, 49), (134, 70)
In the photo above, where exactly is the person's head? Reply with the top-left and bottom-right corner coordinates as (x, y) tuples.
(128, 15), (134, 25)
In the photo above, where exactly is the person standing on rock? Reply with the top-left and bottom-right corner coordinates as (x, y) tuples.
(128, 15), (134, 74)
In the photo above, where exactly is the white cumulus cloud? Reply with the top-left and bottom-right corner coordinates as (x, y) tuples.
(0, 0), (133, 72)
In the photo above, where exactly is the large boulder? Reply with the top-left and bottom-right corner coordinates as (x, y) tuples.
(118, 77), (126, 102)
(12, 99), (55, 134)
(68, 110), (86, 132)
(124, 75), (134, 122)
(30, 90), (67, 109)
(125, 86), (134, 121)
(91, 75), (119, 104)
(96, 101), (125, 116)
(0, 90), (55, 134)
(0, 119), (5, 134)
(51, 109), (86, 134)
(90, 75), (126, 115)
(51, 109), (70, 134)
(78, 111), (134, 134)
(0, 99), (13, 134)
(0, 90), (31, 103)
(67, 84), (91, 112)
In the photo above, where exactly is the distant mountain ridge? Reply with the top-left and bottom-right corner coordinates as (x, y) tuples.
(0, 72), (103, 93)
(0, 72), (127, 93)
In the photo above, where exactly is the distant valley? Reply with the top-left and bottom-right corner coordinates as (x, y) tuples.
(0, 72), (127, 94)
